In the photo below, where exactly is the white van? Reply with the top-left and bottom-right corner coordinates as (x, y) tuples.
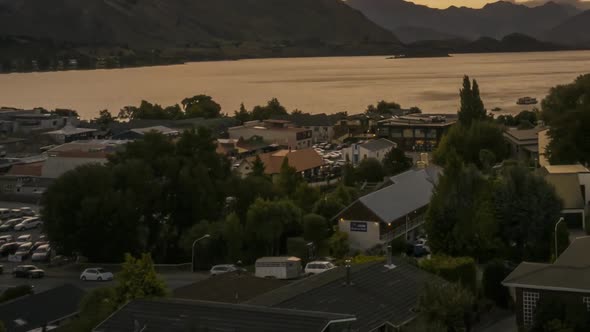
(255, 256), (301, 280)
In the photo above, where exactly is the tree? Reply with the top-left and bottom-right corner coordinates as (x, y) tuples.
(223, 213), (244, 262)
(328, 231), (349, 258)
(313, 196), (345, 221)
(458, 75), (487, 126)
(95, 109), (116, 130)
(382, 147), (412, 176)
(418, 282), (475, 332)
(303, 213), (332, 245)
(234, 103), (251, 124)
(251, 98), (288, 120)
(60, 287), (119, 332)
(245, 199), (302, 257)
(116, 253), (167, 303)
(292, 183), (321, 213)
(366, 100), (401, 114)
(494, 165), (563, 262)
(182, 94), (222, 119)
(425, 163), (499, 259)
(541, 74), (590, 164)
(434, 120), (507, 169)
(356, 158), (385, 183)
(275, 157), (301, 196)
(251, 155), (266, 177)
(481, 260), (511, 308)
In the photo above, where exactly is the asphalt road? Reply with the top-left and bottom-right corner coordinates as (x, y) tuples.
(0, 268), (208, 293)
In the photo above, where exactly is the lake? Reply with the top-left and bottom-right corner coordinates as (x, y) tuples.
(1, 51), (589, 119)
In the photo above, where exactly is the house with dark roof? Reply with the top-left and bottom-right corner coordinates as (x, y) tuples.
(334, 168), (440, 250)
(112, 126), (179, 140)
(376, 114), (457, 152)
(271, 113), (335, 143)
(45, 125), (98, 144)
(0, 284), (85, 332)
(228, 120), (313, 150)
(247, 257), (442, 332)
(540, 165), (590, 230)
(503, 126), (545, 164)
(92, 298), (355, 332)
(342, 138), (396, 166)
(503, 236), (590, 330)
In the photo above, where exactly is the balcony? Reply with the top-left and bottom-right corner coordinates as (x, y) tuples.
(380, 215), (425, 243)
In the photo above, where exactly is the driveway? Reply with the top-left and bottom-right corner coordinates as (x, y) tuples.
(479, 315), (517, 332)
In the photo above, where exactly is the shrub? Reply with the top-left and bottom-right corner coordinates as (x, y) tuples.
(419, 255), (477, 294)
(328, 231), (350, 258)
(482, 260), (511, 308)
(0, 285), (33, 303)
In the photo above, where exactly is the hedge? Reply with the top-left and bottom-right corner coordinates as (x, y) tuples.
(419, 255), (477, 294)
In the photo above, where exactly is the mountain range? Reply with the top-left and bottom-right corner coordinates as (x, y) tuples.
(0, 0), (400, 50)
(345, 0), (590, 46)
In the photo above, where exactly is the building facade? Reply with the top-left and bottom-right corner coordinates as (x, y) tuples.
(341, 138), (396, 166)
(228, 120), (312, 150)
(376, 114), (457, 152)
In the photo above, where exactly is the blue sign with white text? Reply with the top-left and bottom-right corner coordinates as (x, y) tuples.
(350, 222), (367, 232)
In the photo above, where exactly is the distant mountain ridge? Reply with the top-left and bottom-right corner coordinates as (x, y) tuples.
(545, 10), (590, 46)
(0, 0), (400, 49)
(345, 0), (585, 44)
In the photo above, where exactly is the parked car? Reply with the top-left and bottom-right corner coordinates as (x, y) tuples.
(304, 261), (336, 275)
(14, 217), (42, 231)
(31, 244), (52, 262)
(32, 241), (49, 251)
(19, 207), (36, 217)
(0, 242), (20, 256)
(0, 235), (13, 245)
(16, 234), (32, 243)
(209, 264), (244, 276)
(10, 209), (22, 218)
(0, 219), (21, 232)
(13, 265), (45, 278)
(0, 208), (11, 220)
(14, 242), (33, 259)
(80, 268), (114, 281)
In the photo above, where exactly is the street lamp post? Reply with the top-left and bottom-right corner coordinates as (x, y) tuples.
(554, 217), (564, 260)
(192, 234), (210, 273)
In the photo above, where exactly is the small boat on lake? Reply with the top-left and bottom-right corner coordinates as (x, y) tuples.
(517, 97), (538, 105)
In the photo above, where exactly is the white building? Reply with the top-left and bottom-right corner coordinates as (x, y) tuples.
(228, 120), (312, 150)
(342, 138), (396, 166)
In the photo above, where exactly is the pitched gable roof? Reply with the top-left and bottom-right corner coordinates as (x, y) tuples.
(248, 258), (442, 331)
(503, 237), (590, 293)
(93, 298), (355, 332)
(249, 148), (325, 175)
(6, 162), (45, 177)
(0, 284), (85, 332)
(360, 138), (396, 152)
(336, 168), (439, 223)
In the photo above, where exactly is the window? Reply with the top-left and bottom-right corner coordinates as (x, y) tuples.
(523, 291), (540, 326)
(584, 297), (590, 311)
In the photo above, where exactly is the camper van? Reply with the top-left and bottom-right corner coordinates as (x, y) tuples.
(255, 256), (302, 280)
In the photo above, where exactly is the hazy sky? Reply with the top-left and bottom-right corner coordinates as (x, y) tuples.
(408, 0), (590, 8)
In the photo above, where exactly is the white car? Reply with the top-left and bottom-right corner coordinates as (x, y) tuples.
(14, 217), (42, 231)
(304, 261), (336, 275)
(80, 268), (114, 281)
(209, 264), (244, 276)
(19, 207), (36, 217)
(16, 234), (32, 243)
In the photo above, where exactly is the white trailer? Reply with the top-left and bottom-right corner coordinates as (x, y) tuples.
(255, 256), (302, 279)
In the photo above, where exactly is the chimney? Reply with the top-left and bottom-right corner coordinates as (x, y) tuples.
(385, 244), (396, 270)
(345, 259), (352, 286)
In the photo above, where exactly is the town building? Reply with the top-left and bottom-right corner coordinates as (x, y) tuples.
(45, 125), (98, 144)
(503, 236), (590, 330)
(540, 164), (590, 230)
(376, 114), (457, 152)
(228, 120), (312, 150)
(0, 284), (85, 332)
(503, 126), (545, 164)
(112, 125), (179, 140)
(334, 167), (440, 250)
(247, 257), (443, 332)
(41, 140), (125, 179)
(341, 138), (396, 166)
(271, 113), (335, 143)
(0, 108), (79, 134)
(92, 298), (355, 332)
(237, 148), (325, 179)
(216, 138), (277, 160)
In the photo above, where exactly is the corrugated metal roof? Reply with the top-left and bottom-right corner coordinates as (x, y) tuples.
(356, 168), (437, 223)
(359, 138), (396, 152)
(93, 298), (354, 332)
